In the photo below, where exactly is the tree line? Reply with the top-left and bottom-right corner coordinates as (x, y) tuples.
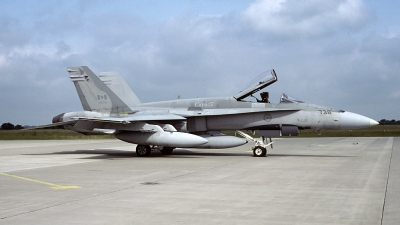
(0, 122), (63, 130)
(379, 119), (400, 125)
(1, 122), (24, 130)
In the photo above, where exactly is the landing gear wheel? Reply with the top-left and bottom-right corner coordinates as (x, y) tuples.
(253, 146), (267, 157)
(136, 145), (151, 157)
(160, 147), (174, 155)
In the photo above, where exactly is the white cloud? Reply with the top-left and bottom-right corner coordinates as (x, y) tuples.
(8, 45), (51, 58)
(242, 0), (370, 37)
(382, 32), (397, 39)
(337, 0), (367, 25)
(0, 54), (8, 67)
(391, 91), (400, 99)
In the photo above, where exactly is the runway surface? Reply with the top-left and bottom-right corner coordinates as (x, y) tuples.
(0, 137), (399, 224)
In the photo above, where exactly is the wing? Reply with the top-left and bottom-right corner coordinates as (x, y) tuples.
(24, 107), (298, 134)
(71, 113), (186, 124)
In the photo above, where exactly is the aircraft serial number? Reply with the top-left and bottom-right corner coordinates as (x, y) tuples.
(318, 110), (332, 115)
(195, 102), (215, 107)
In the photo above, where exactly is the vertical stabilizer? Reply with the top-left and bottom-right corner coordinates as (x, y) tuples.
(99, 72), (141, 108)
(67, 66), (132, 114)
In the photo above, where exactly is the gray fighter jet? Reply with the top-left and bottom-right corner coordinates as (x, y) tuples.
(27, 66), (378, 157)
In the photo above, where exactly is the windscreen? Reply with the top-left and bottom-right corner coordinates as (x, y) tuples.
(279, 93), (304, 103)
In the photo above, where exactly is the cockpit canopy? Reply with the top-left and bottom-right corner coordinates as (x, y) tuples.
(234, 69), (305, 104)
(233, 69), (277, 101)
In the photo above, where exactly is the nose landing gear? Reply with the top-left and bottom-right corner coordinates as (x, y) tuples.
(236, 130), (274, 157)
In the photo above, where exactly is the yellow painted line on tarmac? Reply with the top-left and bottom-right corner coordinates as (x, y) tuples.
(0, 172), (81, 189)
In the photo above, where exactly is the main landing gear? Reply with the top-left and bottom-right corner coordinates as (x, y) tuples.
(160, 147), (174, 155)
(235, 130), (274, 157)
(135, 145), (175, 157)
(136, 145), (151, 157)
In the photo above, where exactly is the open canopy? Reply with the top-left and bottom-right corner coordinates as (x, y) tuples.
(234, 69), (277, 101)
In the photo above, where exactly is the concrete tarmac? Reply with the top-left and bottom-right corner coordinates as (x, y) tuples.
(0, 137), (398, 224)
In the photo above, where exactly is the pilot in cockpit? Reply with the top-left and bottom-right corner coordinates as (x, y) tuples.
(258, 92), (270, 103)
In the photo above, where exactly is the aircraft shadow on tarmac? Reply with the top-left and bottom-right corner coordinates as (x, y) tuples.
(268, 154), (353, 158)
(23, 149), (353, 160)
(24, 149), (247, 159)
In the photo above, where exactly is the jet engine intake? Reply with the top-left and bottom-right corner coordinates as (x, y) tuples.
(52, 113), (65, 123)
(259, 125), (299, 137)
(281, 125), (298, 136)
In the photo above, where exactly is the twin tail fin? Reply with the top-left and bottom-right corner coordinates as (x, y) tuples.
(67, 66), (134, 114)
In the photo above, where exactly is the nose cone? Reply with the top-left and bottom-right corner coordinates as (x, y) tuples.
(339, 112), (379, 129)
(370, 119), (379, 126)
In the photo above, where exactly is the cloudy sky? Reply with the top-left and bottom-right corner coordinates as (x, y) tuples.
(1, 0), (399, 126)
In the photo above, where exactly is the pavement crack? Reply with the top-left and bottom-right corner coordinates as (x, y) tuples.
(380, 137), (394, 225)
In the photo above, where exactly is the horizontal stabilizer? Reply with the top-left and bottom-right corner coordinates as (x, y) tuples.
(71, 117), (131, 124)
(23, 121), (77, 130)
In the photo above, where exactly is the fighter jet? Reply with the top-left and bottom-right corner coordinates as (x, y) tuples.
(27, 66), (379, 157)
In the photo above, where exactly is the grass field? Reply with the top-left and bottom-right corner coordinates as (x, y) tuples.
(0, 129), (115, 140)
(297, 125), (400, 137)
(225, 125), (400, 138)
(0, 125), (399, 140)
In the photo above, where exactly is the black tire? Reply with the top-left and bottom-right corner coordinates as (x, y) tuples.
(253, 146), (267, 157)
(160, 147), (174, 155)
(136, 145), (151, 157)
